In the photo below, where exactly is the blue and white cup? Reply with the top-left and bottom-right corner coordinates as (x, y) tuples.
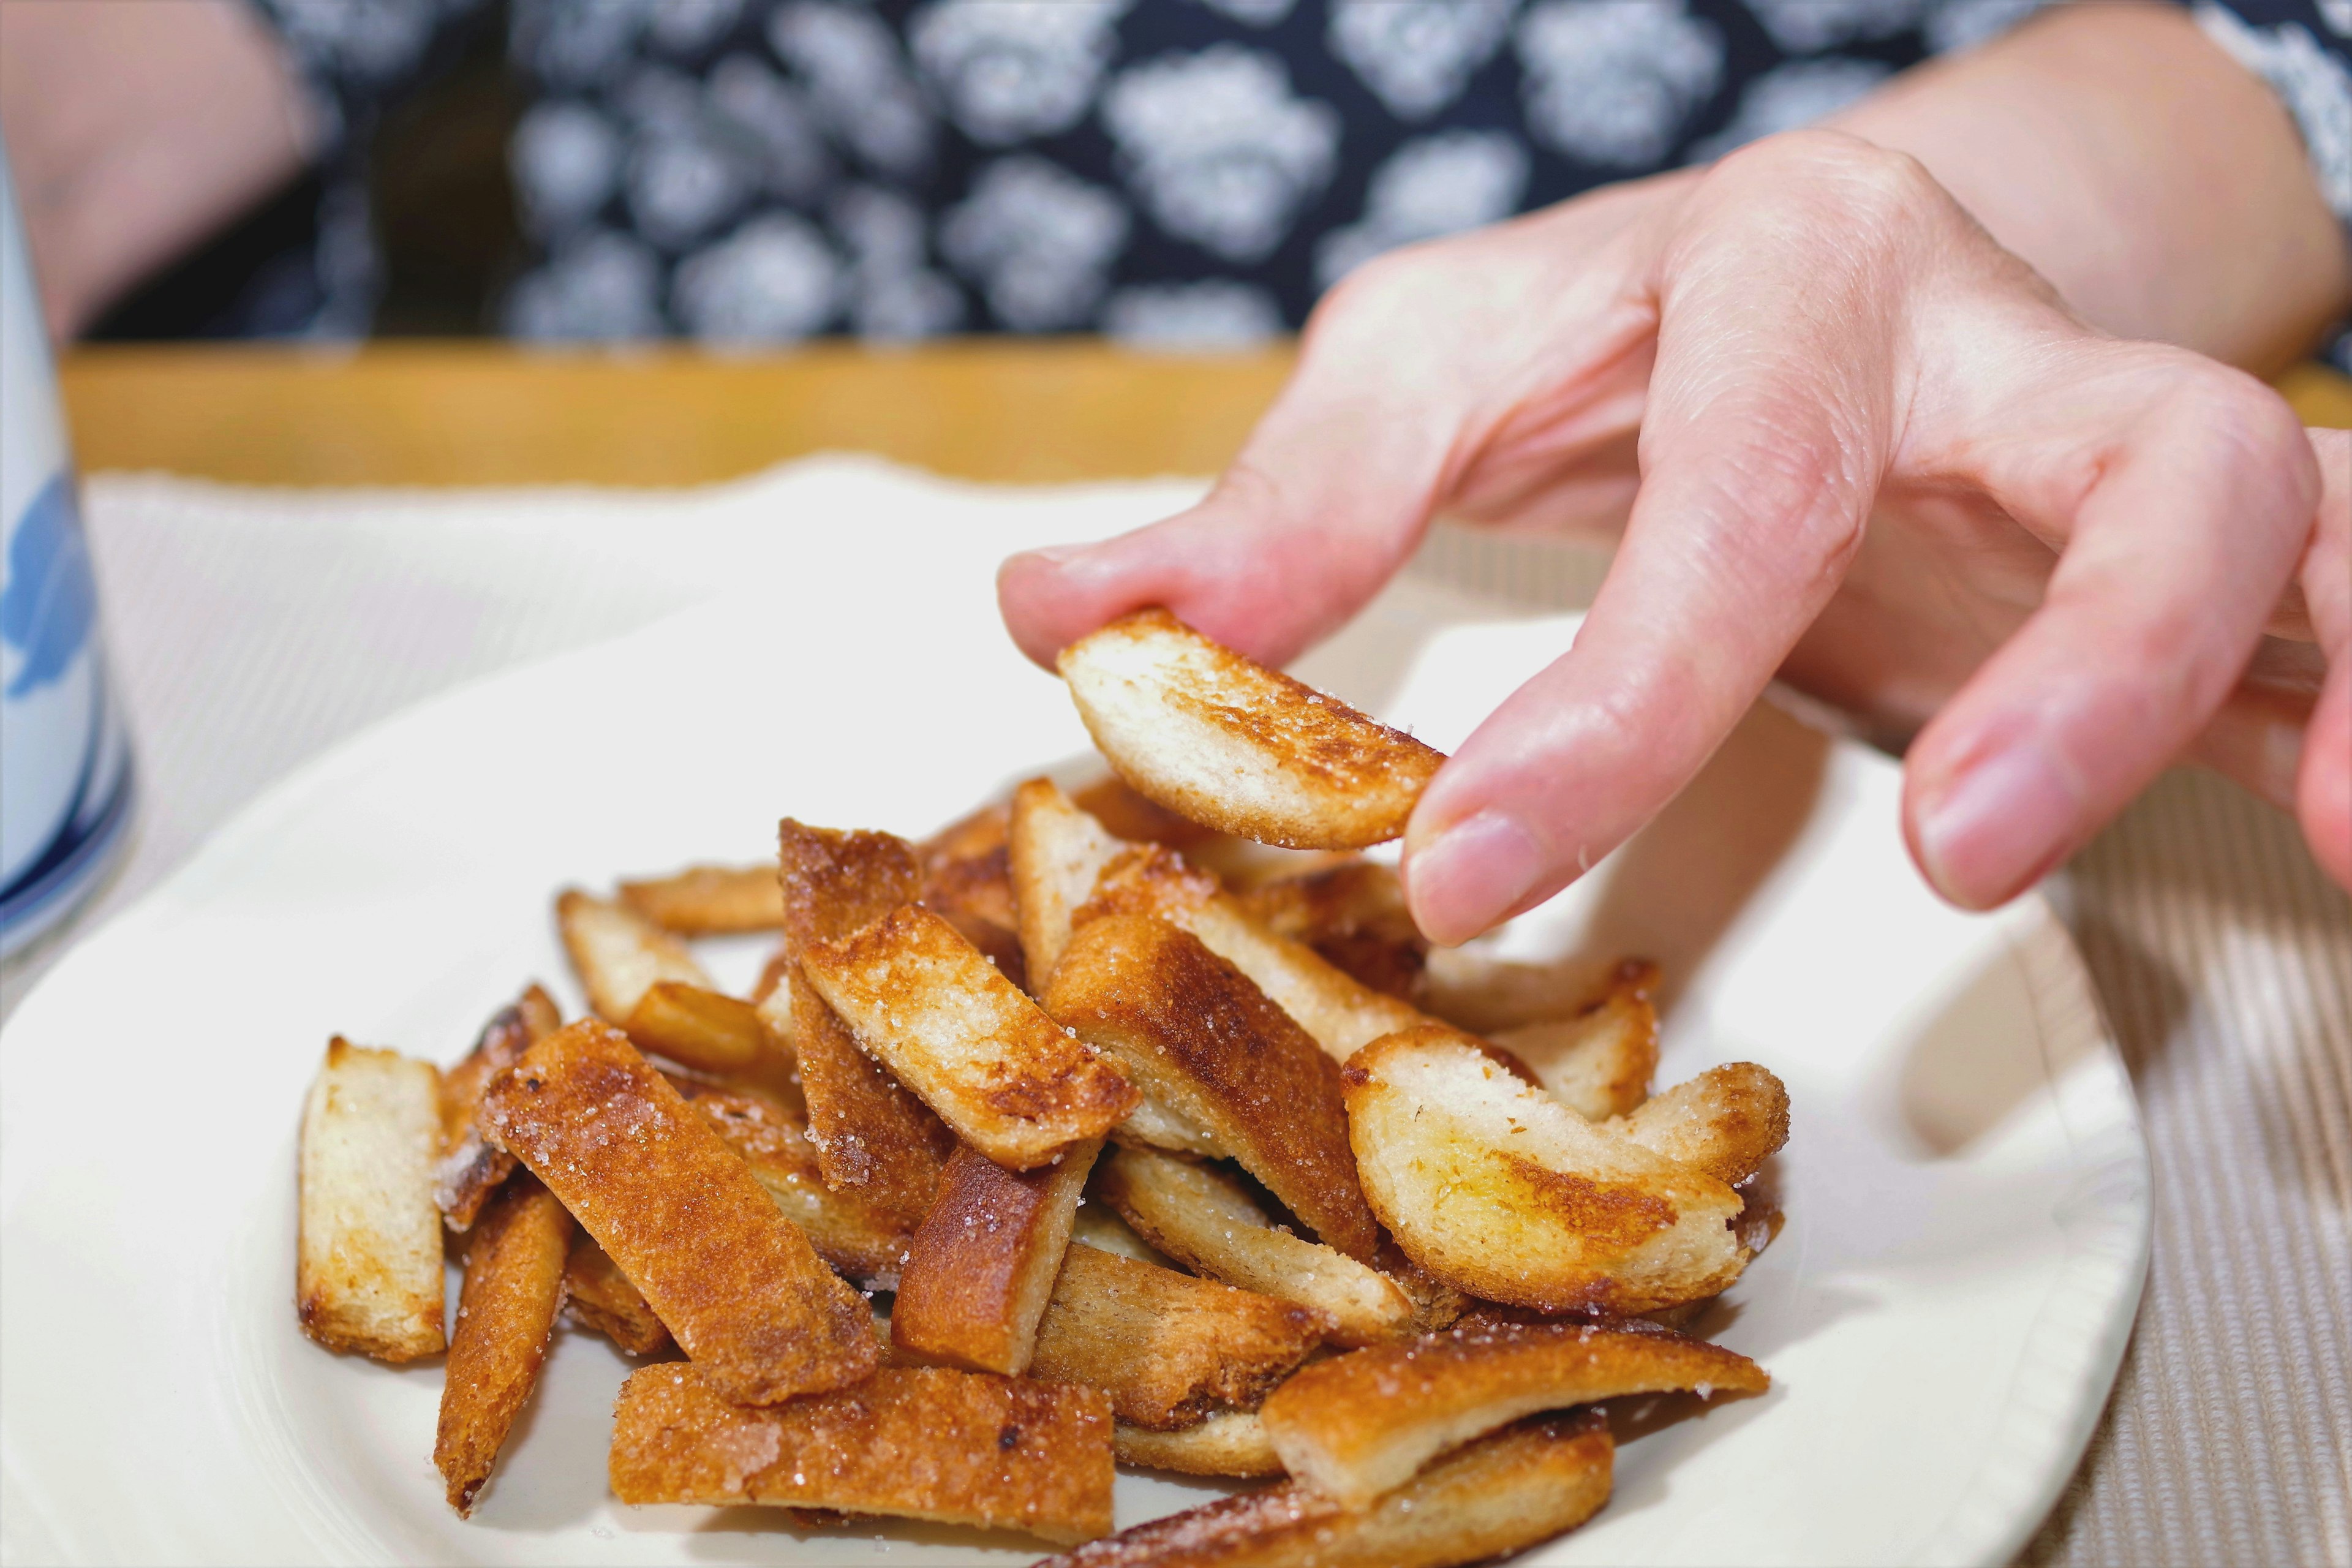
(1, 135), (134, 958)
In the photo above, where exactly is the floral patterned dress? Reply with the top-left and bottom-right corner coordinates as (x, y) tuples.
(252, 0), (2352, 361)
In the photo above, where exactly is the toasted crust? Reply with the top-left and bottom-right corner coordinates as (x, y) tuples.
(1611, 1062), (1790, 1186)
(802, 905), (1139, 1169)
(1030, 1243), (1329, 1430)
(1047, 916), (1380, 1260)
(436, 986), (562, 1231)
(1009, 778), (1127, 989)
(671, 1077), (914, 1289)
(777, 820), (954, 1219)
(1238, 861), (1428, 1001)
(919, 802), (1028, 992)
(1493, 965), (1660, 1121)
(555, 889), (712, 1023)
(1419, 952), (1645, 1038)
(480, 1020), (880, 1404)
(1079, 845), (1428, 1062)
(1344, 1025), (1749, 1314)
(1112, 1411), (1282, 1477)
(1070, 1200), (1170, 1266)
(1058, 609), (1446, 851)
(1049, 1412), (1613, 1568)
(1261, 1318), (1762, 1506)
(622, 981), (771, 1080)
(562, 1234), (670, 1355)
(1096, 1146), (1410, 1348)
(297, 1038), (448, 1362)
(434, 1175), (573, 1515)
(617, 863), (786, 933)
(609, 1364), (1115, 1546)
(790, 972), (954, 1224)
(892, 1141), (1099, 1373)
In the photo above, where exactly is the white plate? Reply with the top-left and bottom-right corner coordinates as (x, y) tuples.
(0, 554), (2147, 1567)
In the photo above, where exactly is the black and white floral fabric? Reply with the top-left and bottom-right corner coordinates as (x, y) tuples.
(255, 0), (2352, 363)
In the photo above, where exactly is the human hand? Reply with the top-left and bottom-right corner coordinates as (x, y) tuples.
(1000, 131), (2348, 943)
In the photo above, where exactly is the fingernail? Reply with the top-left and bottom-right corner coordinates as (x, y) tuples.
(1407, 811), (1547, 945)
(1016, 544), (1089, 568)
(1916, 741), (2080, 908)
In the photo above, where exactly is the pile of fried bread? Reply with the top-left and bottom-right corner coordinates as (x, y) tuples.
(295, 608), (1790, 1564)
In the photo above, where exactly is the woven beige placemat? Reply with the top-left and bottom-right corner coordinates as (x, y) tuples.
(5, 466), (2344, 1567)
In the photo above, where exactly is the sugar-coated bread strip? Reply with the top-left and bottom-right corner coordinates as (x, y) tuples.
(1047, 914), (1380, 1261)
(892, 1141), (1099, 1374)
(1096, 1145), (1410, 1348)
(1492, 963), (1660, 1121)
(436, 985), (562, 1231)
(1057, 609), (1446, 851)
(480, 1020), (879, 1404)
(1111, 1411), (1282, 1477)
(1046, 1412), (1614, 1568)
(555, 889), (711, 1023)
(1079, 844), (1428, 1062)
(620, 982), (771, 1080)
(608, 1363), (1115, 1547)
(1344, 1024), (1749, 1315)
(1611, 1061), (1791, 1186)
(801, 905), (1139, 1169)
(1009, 777), (1128, 990)
(617, 863), (786, 933)
(671, 1077), (914, 1290)
(1237, 859), (1428, 1001)
(434, 1175), (572, 1515)
(1028, 1243), (1329, 1430)
(918, 801), (1028, 992)
(1261, 1317), (1764, 1507)
(296, 1037), (448, 1362)
(777, 820), (954, 1223)
(562, 1232), (669, 1355)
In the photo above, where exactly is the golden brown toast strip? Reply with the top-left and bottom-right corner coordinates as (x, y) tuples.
(555, 889), (712, 1023)
(1238, 860), (1428, 1001)
(892, 1141), (1099, 1373)
(1112, 1411), (1282, 1477)
(1047, 914), (1379, 1261)
(1493, 965), (1660, 1121)
(480, 1020), (879, 1404)
(436, 985), (562, 1231)
(434, 1175), (572, 1515)
(918, 802), (1029, 992)
(1049, 1411), (1613, 1568)
(1009, 777), (1128, 989)
(618, 863), (786, 933)
(1344, 1025), (1749, 1314)
(1079, 843), (1429, 1062)
(802, 905), (1139, 1169)
(1058, 608), (1446, 851)
(297, 1038), (447, 1362)
(1611, 1061), (1790, 1185)
(1418, 951), (1636, 1037)
(1096, 1146), (1409, 1348)
(620, 981), (774, 1081)
(777, 820), (954, 1222)
(562, 1232), (669, 1355)
(1261, 1317), (1763, 1507)
(1071, 774), (1333, 890)
(1030, 1243), (1329, 1430)
(671, 1077), (913, 1289)
(609, 1363), (1115, 1547)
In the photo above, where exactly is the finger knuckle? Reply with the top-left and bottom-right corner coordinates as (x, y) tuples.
(1709, 129), (1940, 232)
